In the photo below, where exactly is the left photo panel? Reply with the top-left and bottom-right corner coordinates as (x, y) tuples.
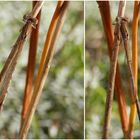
(0, 1), (84, 139)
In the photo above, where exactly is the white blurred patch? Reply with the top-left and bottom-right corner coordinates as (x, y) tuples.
(49, 124), (58, 138)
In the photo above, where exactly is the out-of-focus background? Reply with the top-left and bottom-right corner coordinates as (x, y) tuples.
(0, 1), (84, 139)
(85, 1), (140, 139)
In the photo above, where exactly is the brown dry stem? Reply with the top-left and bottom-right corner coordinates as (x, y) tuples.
(19, 1), (69, 138)
(102, 1), (126, 138)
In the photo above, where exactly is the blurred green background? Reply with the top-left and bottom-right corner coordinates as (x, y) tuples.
(0, 1), (84, 139)
(85, 1), (140, 139)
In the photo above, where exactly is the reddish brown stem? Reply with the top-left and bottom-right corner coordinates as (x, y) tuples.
(21, 1), (41, 128)
(102, 1), (126, 138)
(97, 1), (128, 137)
(128, 1), (140, 138)
(19, 2), (69, 138)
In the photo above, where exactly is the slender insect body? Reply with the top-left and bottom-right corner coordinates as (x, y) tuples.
(120, 18), (140, 120)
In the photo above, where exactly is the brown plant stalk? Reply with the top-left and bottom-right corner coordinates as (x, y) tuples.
(19, 1), (69, 138)
(128, 1), (140, 138)
(101, 1), (126, 138)
(21, 1), (42, 128)
(0, 1), (44, 110)
(97, 1), (128, 137)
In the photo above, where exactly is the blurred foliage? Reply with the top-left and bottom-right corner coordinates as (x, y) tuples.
(85, 1), (140, 139)
(0, 1), (84, 139)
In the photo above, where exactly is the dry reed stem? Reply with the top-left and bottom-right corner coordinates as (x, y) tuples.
(97, 1), (128, 137)
(19, 1), (69, 138)
(128, 1), (140, 138)
(21, 1), (42, 129)
(102, 1), (126, 138)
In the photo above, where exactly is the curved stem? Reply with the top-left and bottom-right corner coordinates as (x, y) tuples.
(19, 1), (69, 138)
(97, 1), (128, 138)
(101, 1), (126, 138)
(128, 1), (140, 138)
(20, 1), (42, 129)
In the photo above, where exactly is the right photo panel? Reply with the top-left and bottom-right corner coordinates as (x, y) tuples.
(85, 1), (140, 139)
